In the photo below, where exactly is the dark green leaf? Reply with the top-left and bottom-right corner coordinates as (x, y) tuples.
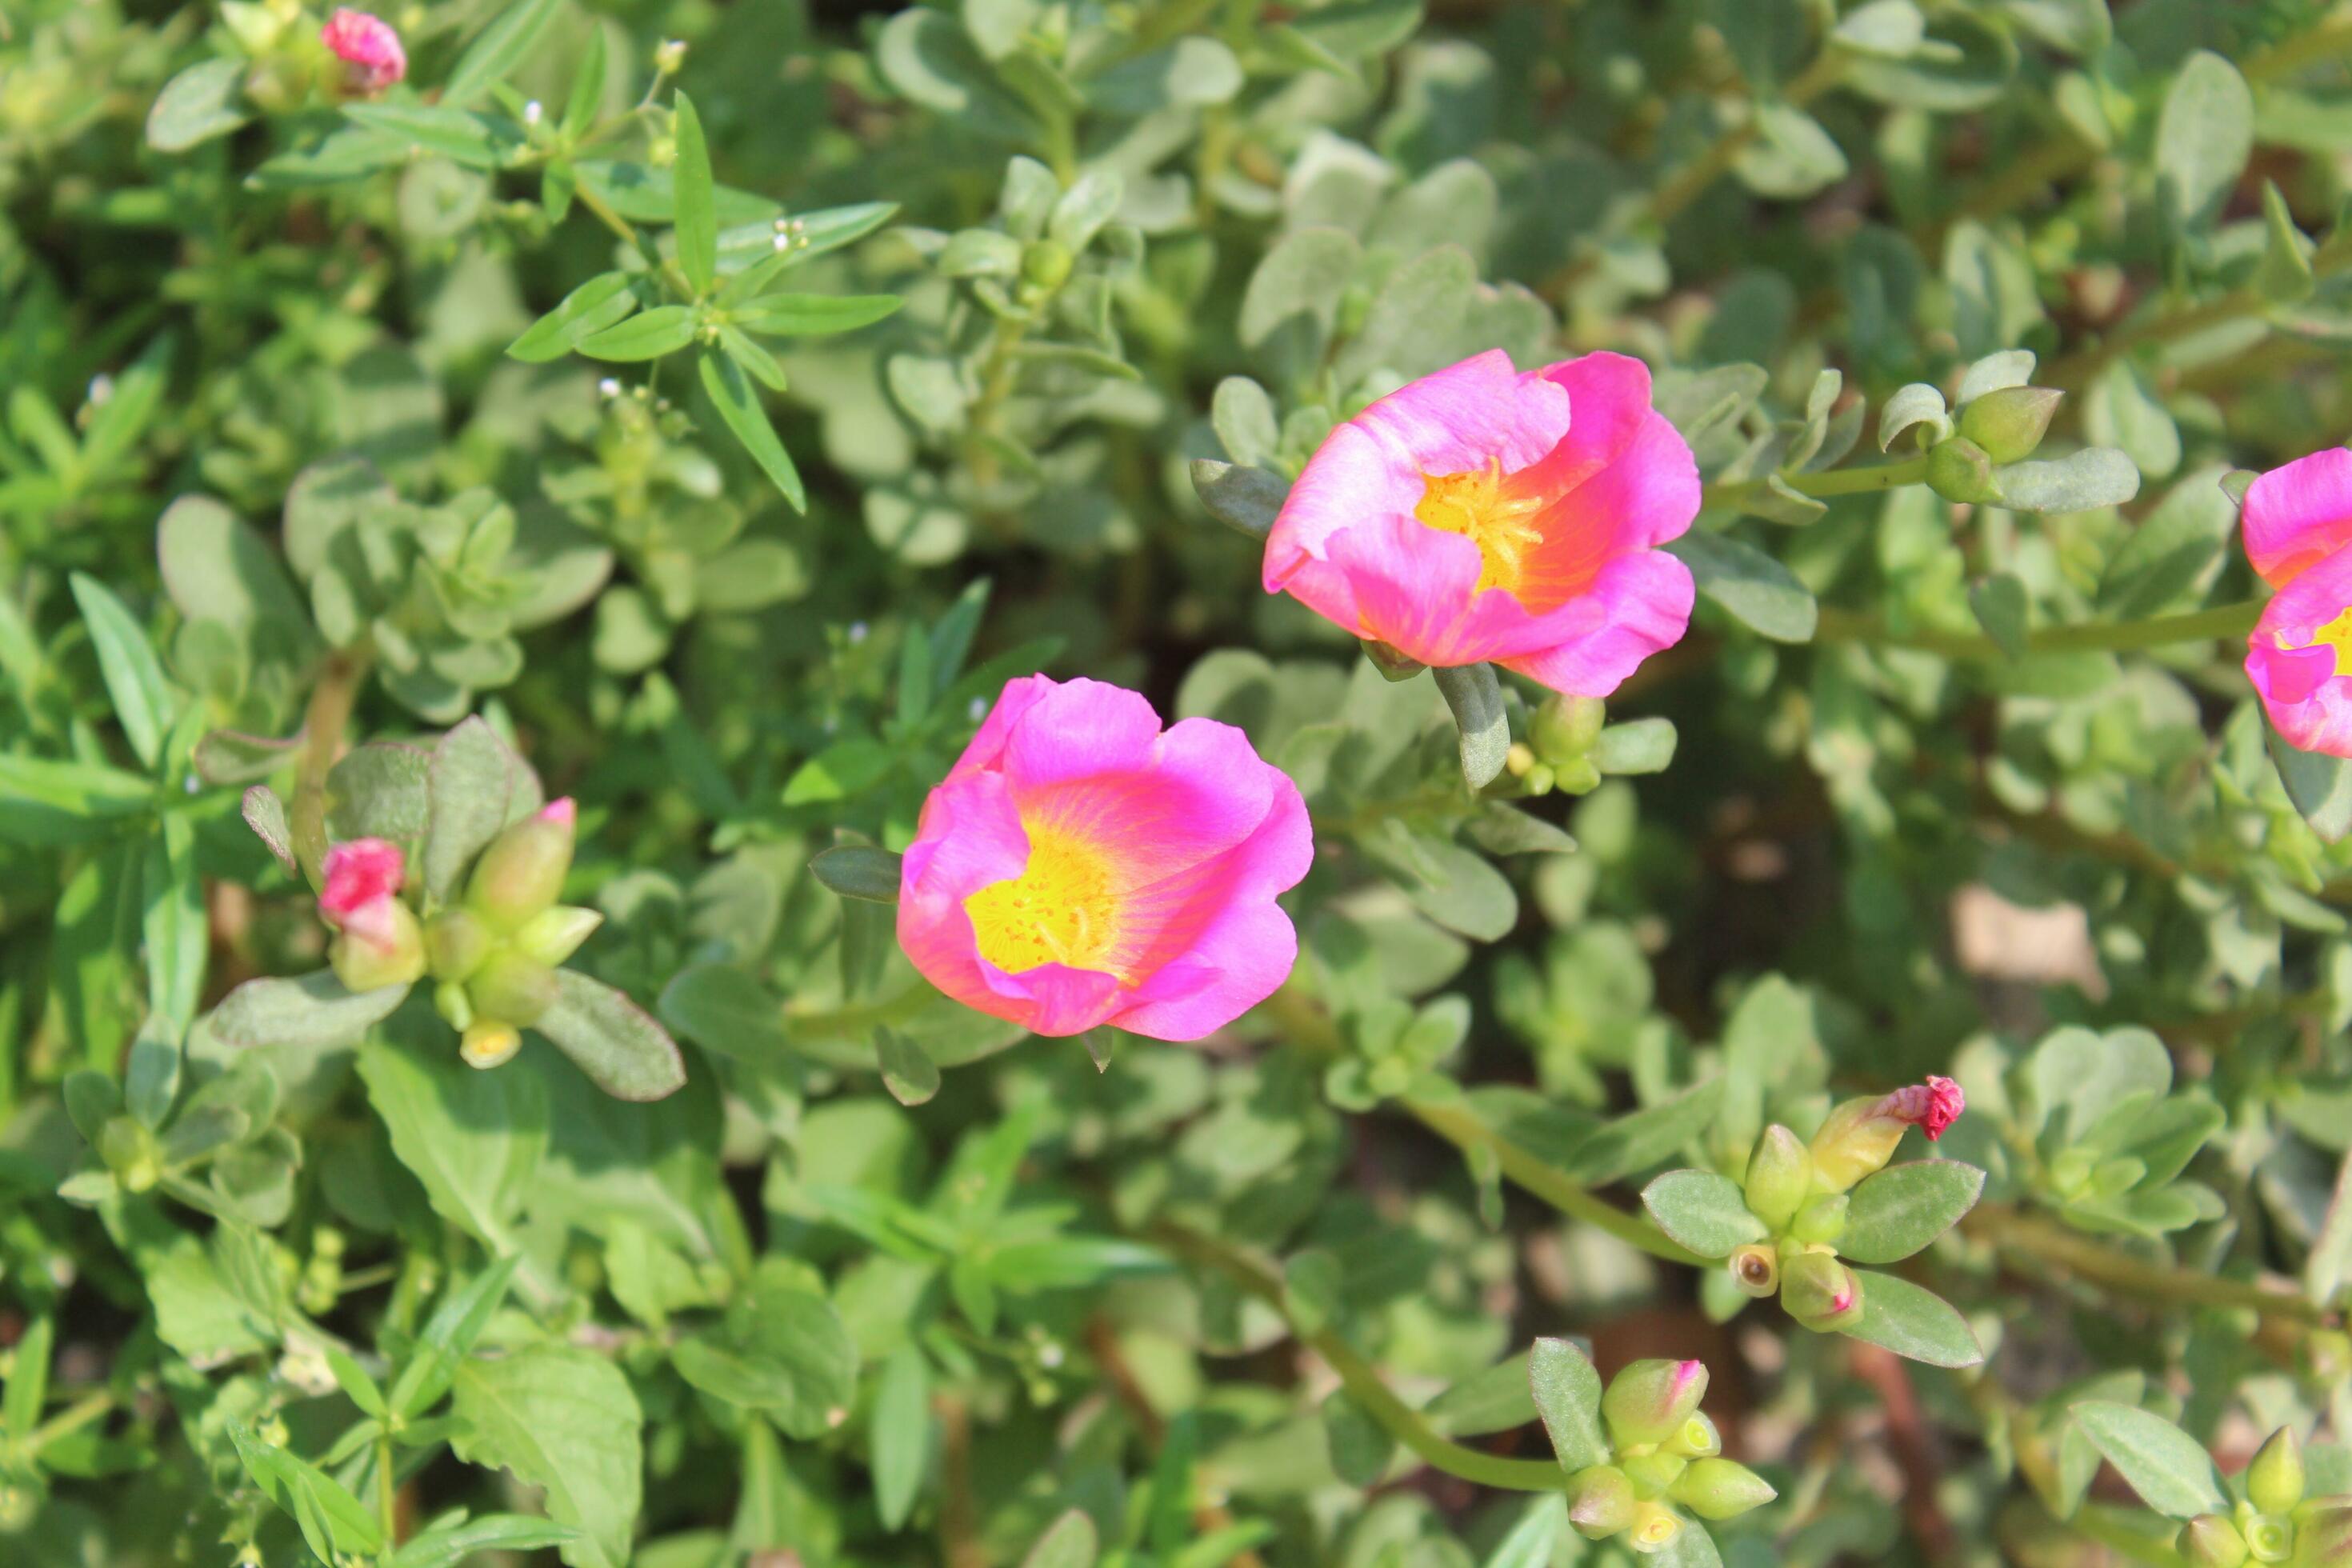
(1641, 1170), (1766, 1258)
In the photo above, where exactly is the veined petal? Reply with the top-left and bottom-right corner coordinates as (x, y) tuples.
(1500, 550), (1696, 698)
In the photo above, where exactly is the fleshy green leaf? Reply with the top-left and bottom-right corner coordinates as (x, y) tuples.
(1641, 1170), (1766, 1258)
(1840, 1270), (1984, 1368)
(1527, 1338), (1609, 1471)
(1432, 663), (1509, 791)
(1838, 1161), (1986, 1263)
(211, 970), (410, 1050)
(450, 1346), (644, 1568)
(534, 970), (688, 1101)
(2070, 1401), (2228, 1518)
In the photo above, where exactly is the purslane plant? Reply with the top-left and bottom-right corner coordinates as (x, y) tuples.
(14, 0), (2352, 1565)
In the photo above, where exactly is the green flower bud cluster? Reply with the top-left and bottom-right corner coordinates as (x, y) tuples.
(1711, 1081), (1962, 1334)
(424, 802), (599, 1070)
(1509, 694), (1608, 797)
(1922, 385), (2065, 506)
(1566, 1359), (1774, 1554)
(2185, 1429), (2341, 1568)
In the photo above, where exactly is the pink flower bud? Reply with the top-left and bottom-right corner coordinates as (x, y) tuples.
(322, 9), (406, 94)
(320, 838), (406, 950)
(1810, 1075), (1966, 1191)
(537, 796), (578, 829)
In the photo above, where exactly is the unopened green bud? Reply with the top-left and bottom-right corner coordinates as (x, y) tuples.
(1555, 756), (1602, 794)
(1781, 1251), (1863, 1331)
(1957, 386), (2064, 463)
(426, 907), (494, 981)
(1789, 1192), (1849, 1245)
(1626, 1500), (1682, 1554)
(434, 981), (475, 1033)
(2305, 1330), (2351, 1384)
(330, 900), (427, 993)
(1530, 695), (1607, 762)
(2248, 1427), (2305, 1514)
(1925, 435), (2001, 505)
(1743, 1124), (1812, 1232)
(1810, 1078), (1963, 1193)
(1022, 238), (1074, 290)
(2241, 1513), (2293, 1563)
(1664, 1411), (1721, 1460)
(1602, 1359), (1710, 1449)
(0, 1477), (43, 1532)
(468, 952), (558, 1027)
(2184, 1514), (2249, 1568)
(461, 1019), (522, 1070)
(466, 799), (577, 929)
(1566, 1466), (1635, 1539)
(1729, 1243), (1780, 1298)
(98, 1116), (158, 1193)
(1620, 1451), (1686, 1497)
(1525, 762), (1557, 795)
(1668, 1457), (1778, 1521)
(2295, 1500), (2352, 1567)
(515, 903), (603, 966)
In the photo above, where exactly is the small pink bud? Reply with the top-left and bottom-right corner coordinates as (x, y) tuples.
(320, 838), (406, 950)
(322, 9), (406, 94)
(537, 796), (577, 830)
(1882, 1074), (1966, 1141)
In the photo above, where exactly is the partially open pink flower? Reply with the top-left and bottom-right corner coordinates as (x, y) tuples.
(537, 796), (577, 830)
(2244, 450), (2352, 755)
(320, 838), (406, 952)
(1811, 1075), (1966, 1192)
(1262, 350), (1698, 695)
(322, 8), (406, 94)
(897, 675), (1312, 1041)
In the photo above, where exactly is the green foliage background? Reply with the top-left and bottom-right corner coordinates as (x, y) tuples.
(5, 0), (2352, 1565)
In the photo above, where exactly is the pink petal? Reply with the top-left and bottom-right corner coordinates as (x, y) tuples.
(1520, 352), (1655, 499)
(1017, 716), (1276, 890)
(537, 797), (577, 829)
(2243, 447), (2352, 588)
(1499, 550), (1696, 697)
(1263, 351), (1570, 583)
(895, 774), (1035, 1025)
(946, 674), (1055, 780)
(1516, 410), (1702, 609)
(2250, 545), (2352, 756)
(998, 678), (1165, 793)
(320, 838), (405, 920)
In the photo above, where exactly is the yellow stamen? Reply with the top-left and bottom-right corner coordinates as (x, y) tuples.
(2285, 606), (2352, 673)
(1414, 456), (1547, 594)
(965, 824), (1123, 978)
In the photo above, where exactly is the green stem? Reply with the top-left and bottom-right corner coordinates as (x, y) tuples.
(1971, 1206), (2332, 1328)
(290, 650), (370, 890)
(1814, 598), (2263, 662)
(2046, 228), (2352, 394)
(1152, 1222), (1573, 1493)
(572, 178), (698, 302)
(378, 1428), (399, 1545)
(1409, 1099), (1706, 1266)
(26, 1392), (113, 1454)
(1704, 455), (1930, 515)
(1262, 988), (1699, 1266)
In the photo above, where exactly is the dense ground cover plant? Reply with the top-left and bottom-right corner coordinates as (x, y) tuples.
(9, 0), (2352, 1563)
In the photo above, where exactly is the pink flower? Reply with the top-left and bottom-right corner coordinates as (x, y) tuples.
(897, 675), (1312, 1041)
(320, 838), (406, 952)
(537, 796), (577, 830)
(322, 8), (406, 94)
(1262, 350), (1699, 696)
(2244, 449), (2352, 755)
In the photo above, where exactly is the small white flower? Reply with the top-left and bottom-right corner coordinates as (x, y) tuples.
(967, 696), (986, 722)
(848, 621), (870, 644)
(522, 99), (544, 126)
(598, 378), (621, 398)
(86, 374), (114, 406)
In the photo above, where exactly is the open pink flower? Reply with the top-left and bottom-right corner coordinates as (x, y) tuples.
(322, 8), (406, 94)
(2245, 449), (2352, 756)
(320, 838), (406, 952)
(1262, 350), (1698, 696)
(897, 675), (1312, 1041)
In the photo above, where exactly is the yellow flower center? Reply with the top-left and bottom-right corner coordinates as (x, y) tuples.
(2286, 606), (2352, 672)
(1414, 457), (1547, 595)
(964, 824), (1123, 978)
